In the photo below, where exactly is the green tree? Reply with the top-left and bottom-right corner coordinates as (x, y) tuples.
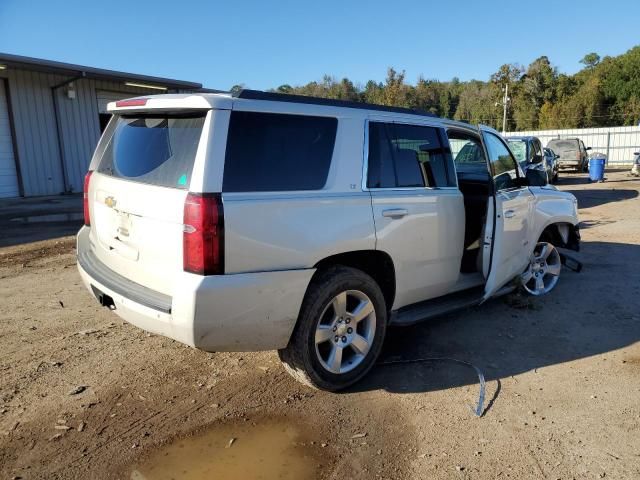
(276, 84), (293, 93)
(580, 52), (601, 68)
(454, 81), (498, 128)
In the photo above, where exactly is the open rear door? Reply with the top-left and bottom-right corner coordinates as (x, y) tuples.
(481, 128), (534, 300)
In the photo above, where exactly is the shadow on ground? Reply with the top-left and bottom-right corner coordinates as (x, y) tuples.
(350, 239), (639, 396)
(0, 195), (82, 248)
(565, 188), (638, 209)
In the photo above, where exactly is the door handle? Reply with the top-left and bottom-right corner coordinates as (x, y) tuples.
(382, 208), (409, 218)
(504, 209), (516, 218)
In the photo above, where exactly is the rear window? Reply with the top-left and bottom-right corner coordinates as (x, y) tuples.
(97, 113), (206, 189)
(548, 139), (578, 151)
(223, 111), (337, 192)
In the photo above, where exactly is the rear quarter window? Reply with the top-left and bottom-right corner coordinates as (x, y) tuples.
(97, 113), (206, 189)
(222, 111), (337, 192)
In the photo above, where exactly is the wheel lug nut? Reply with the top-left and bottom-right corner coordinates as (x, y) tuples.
(341, 336), (347, 343)
(347, 327), (353, 334)
(334, 336), (339, 342)
(332, 326), (337, 332)
(345, 318), (350, 324)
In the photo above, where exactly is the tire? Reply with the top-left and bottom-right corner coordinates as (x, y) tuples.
(552, 173), (559, 184)
(278, 266), (387, 391)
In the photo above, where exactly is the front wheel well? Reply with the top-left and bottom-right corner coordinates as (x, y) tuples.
(539, 222), (580, 251)
(313, 250), (396, 311)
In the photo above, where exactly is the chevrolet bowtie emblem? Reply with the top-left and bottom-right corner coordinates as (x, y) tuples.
(105, 196), (117, 209)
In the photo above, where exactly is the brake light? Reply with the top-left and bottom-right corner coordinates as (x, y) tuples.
(115, 98), (147, 107)
(183, 193), (224, 275)
(83, 171), (93, 226)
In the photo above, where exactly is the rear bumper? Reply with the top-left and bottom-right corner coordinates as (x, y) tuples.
(558, 161), (580, 169)
(76, 227), (314, 351)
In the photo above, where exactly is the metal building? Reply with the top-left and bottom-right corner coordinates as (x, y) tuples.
(0, 53), (204, 198)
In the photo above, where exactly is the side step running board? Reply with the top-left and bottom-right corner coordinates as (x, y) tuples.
(389, 286), (484, 327)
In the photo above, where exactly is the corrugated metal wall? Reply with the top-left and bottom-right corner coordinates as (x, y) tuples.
(55, 80), (154, 193)
(1, 69), (67, 196)
(505, 126), (640, 166)
(0, 67), (176, 196)
(0, 80), (20, 197)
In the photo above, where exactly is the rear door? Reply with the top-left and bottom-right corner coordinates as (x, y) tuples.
(482, 129), (534, 299)
(366, 119), (464, 309)
(87, 111), (209, 296)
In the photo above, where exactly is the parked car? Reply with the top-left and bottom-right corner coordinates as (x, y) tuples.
(77, 90), (580, 391)
(506, 136), (556, 184)
(632, 151), (640, 177)
(547, 138), (591, 172)
(544, 147), (560, 183)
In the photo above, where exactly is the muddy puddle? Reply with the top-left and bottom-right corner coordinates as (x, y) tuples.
(129, 418), (324, 480)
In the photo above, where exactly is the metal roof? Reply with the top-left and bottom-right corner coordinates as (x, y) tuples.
(0, 52), (202, 90)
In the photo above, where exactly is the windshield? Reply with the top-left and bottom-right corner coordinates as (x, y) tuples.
(97, 113), (206, 189)
(507, 140), (527, 163)
(548, 139), (578, 152)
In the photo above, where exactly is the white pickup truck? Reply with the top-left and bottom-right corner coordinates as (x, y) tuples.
(77, 90), (580, 390)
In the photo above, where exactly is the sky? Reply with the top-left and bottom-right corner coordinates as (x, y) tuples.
(1, 0), (639, 91)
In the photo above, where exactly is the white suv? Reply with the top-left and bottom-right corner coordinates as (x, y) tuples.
(77, 90), (580, 391)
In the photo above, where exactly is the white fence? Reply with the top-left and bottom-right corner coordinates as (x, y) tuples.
(505, 126), (640, 166)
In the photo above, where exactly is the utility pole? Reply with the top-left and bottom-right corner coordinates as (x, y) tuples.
(495, 84), (511, 133)
(501, 84), (509, 134)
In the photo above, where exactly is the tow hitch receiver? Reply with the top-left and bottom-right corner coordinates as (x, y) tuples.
(91, 285), (116, 310)
(560, 252), (583, 273)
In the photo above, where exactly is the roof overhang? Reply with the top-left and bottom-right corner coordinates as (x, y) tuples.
(0, 52), (202, 90)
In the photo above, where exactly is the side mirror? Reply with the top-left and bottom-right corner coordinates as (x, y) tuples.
(512, 176), (529, 187)
(586, 146), (592, 151)
(531, 154), (543, 164)
(634, 152), (640, 156)
(525, 168), (547, 186)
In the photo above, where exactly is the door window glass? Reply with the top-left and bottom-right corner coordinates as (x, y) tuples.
(368, 122), (455, 188)
(484, 132), (520, 190)
(449, 135), (487, 174)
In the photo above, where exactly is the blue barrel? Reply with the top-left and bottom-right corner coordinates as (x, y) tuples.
(589, 158), (605, 182)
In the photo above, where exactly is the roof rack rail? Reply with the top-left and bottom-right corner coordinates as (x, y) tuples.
(233, 89), (436, 118)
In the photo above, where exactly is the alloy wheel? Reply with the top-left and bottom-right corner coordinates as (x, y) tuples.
(314, 290), (376, 374)
(521, 242), (562, 296)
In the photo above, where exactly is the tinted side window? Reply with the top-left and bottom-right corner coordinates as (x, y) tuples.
(223, 112), (337, 192)
(367, 122), (455, 188)
(483, 132), (520, 190)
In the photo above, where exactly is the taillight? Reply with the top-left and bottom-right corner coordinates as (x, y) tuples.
(115, 98), (147, 107)
(183, 193), (224, 275)
(83, 171), (93, 226)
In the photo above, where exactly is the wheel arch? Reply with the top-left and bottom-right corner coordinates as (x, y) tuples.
(537, 221), (580, 251)
(311, 250), (396, 313)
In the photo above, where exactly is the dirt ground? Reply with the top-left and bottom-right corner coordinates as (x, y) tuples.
(1, 170), (639, 479)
